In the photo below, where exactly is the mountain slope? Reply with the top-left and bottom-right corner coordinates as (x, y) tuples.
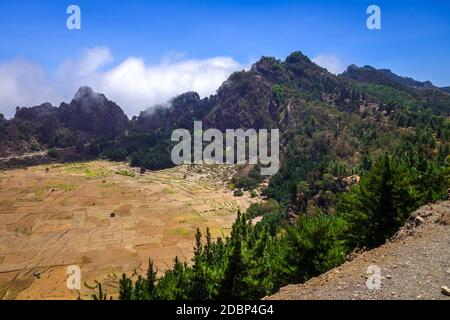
(341, 64), (437, 91)
(441, 86), (450, 94)
(0, 87), (128, 157)
(266, 201), (450, 300)
(2, 51), (449, 213)
(0, 51), (448, 301)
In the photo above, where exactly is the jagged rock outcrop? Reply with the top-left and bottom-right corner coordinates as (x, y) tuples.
(13, 86), (129, 140)
(132, 91), (213, 132)
(1, 51), (449, 174)
(58, 86), (129, 139)
(15, 103), (58, 122)
(0, 87), (129, 157)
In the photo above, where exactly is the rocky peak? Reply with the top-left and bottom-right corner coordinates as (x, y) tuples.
(171, 92), (200, 107)
(14, 102), (58, 121)
(74, 86), (96, 99)
(250, 57), (286, 83)
(72, 86), (108, 111)
(284, 51), (312, 65)
(132, 91), (209, 132)
(58, 87), (129, 139)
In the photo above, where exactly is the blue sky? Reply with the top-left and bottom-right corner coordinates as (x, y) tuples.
(0, 0), (449, 117)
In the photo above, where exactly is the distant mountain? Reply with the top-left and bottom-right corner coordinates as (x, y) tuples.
(1, 87), (128, 157)
(441, 86), (450, 94)
(132, 91), (214, 132)
(1, 51), (449, 187)
(1, 51), (446, 302)
(340, 64), (440, 91)
(110, 51), (449, 192)
(132, 53), (450, 137)
(133, 52), (341, 133)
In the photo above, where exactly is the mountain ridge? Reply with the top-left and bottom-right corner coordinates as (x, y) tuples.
(1, 51), (449, 173)
(340, 64), (448, 93)
(0, 51), (448, 301)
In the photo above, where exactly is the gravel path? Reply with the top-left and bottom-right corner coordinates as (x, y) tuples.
(266, 201), (450, 300)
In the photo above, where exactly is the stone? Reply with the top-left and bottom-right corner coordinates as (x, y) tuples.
(415, 216), (425, 225)
(441, 286), (450, 297)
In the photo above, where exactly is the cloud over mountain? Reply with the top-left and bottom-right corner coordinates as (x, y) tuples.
(0, 47), (243, 118)
(0, 58), (60, 118)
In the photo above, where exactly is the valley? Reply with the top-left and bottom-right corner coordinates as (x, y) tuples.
(0, 51), (448, 301)
(0, 161), (257, 299)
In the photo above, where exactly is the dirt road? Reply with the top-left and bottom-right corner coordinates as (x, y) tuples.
(267, 201), (450, 300)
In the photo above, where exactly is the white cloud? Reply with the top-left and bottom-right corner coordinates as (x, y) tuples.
(312, 54), (345, 75)
(0, 59), (60, 118)
(68, 47), (113, 78)
(0, 47), (243, 118)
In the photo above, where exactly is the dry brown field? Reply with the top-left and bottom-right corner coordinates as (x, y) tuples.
(0, 161), (257, 299)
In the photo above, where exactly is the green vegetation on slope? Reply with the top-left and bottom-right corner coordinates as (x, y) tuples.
(93, 137), (447, 300)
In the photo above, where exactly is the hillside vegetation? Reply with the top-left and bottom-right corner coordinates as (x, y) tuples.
(267, 201), (450, 300)
(0, 51), (449, 300)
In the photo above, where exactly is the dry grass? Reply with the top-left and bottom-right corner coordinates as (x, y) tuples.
(0, 160), (258, 300)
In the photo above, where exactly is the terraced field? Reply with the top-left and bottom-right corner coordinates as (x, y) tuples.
(0, 161), (258, 299)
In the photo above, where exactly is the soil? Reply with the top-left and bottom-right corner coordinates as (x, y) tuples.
(266, 201), (450, 300)
(0, 161), (258, 300)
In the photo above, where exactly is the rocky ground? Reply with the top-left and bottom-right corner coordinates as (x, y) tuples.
(267, 201), (450, 300)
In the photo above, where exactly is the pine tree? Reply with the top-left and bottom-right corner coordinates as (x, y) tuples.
(204, 227), (213, 263)
(194, 228), (203, 257)
(283, 215), (347, 282)
(133, 275), (148, 300)
(219, 212), (246, 299)
(146, 259), (158, 298)
(339, 154), (415, 248)
(189, 229), (209, 299)
(358, 153), (373, 173)
(119, 273), (133, 300)
(171, 257), (189, 300)
(444, 155), (450, 189)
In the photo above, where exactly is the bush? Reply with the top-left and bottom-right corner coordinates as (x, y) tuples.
(31, 143), (41, 152)
(248, 199), (283, 234)
(282, 214), (347, 282)
(445, 155), (450, 187)
(103, 148), (128, 161)
(130, 147), (174, 171)
(232, 176), (258, 190)
(47, 148), (58, 158)
(234, 189), (244, 197)
(227, 183), (236, 190)
(246, 199), (280, 219)
(232, 166), (264, 190)
(115, 170), (135, 177)
(338, 155), (416, 248)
